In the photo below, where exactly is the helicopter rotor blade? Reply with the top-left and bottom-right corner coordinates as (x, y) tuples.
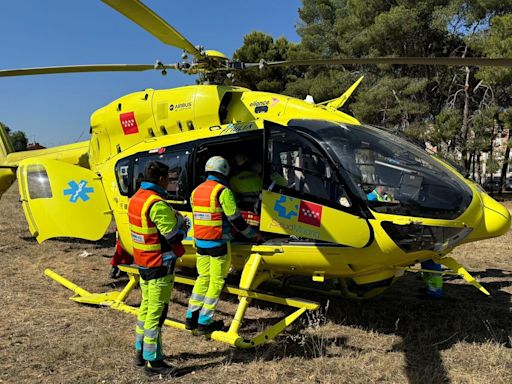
(101, 0), (202, 58)
(251, 57), (512, 68)
(0, 64), (179, 77)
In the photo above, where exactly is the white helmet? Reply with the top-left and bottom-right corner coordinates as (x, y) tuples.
(205, 156), (230, 176)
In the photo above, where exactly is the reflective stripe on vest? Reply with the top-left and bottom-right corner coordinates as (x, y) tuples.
(128, 189), (164, 268)
(192, 180), (226, 240)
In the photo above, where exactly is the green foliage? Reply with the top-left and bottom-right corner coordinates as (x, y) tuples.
(231, 32), (298, 93)
(486, 157), (500, 174)
(0, 121), (28, 152)
(432, 108), (462, 146)
(9, 130), (28, 152)
(228, 0), (512, 174)
(470, 14), (512, 85)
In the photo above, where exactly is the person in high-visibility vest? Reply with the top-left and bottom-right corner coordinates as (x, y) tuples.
(185, 156), (261, 335)
(420, 259), (443, 299)
(128, 161), (189, 377)
(229, 154), (263, 212)
(367, 185), (392, 202)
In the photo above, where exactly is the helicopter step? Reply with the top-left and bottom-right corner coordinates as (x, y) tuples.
(44, 253), (320, 349)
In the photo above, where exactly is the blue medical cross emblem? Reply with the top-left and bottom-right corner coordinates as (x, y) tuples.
(64, 180), (94, 203)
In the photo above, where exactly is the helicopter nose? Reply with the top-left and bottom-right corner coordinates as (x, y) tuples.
(469, 192), (511, 240)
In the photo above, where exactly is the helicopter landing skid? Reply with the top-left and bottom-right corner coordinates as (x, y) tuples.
(43, 253), (320, 348)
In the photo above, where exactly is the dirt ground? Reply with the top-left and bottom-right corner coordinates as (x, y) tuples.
(0, 183), (510, 384)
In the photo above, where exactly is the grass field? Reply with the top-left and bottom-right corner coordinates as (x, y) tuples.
(0, 183), (510, 384)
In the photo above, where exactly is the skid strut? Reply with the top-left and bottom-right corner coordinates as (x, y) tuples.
(44, 251), (319, 348)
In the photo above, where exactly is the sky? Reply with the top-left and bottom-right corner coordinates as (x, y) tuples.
(0, 0), (302, 147)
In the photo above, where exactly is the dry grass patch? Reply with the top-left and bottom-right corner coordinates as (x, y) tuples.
(0, 184), (510, 383)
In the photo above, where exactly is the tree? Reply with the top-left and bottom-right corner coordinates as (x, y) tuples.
(293, 0), (463, 139)
(224, 1), (512, 183)
(1, 122), (28, 152)
(230, 32), (297, 93)
(469, 12), (512, 190)
(291, 0), (512, 179)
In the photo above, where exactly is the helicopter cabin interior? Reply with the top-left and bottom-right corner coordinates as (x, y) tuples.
(113, 118), (475, 249)
(113, 122), (359, 243)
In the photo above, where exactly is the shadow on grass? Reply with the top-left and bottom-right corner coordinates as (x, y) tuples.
(87, 266), (510, 383)
(314, 270), (512, 384)
(20, 232), (117, 248)
(169, 269), (511, 382)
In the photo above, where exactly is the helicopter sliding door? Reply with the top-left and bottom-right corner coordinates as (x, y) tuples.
(111, 145), (194, 243)
(17, 158), (112, 243)
(260, 123), (371, 247)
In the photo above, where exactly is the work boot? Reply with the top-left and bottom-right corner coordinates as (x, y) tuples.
(133, 350), (145, 367)
(144, 360), (175, 377)
(109, 266), (120, 279)
(185, 311), (199, 331)
(197, 320), (224, 336)
(110, 266), (128, 279)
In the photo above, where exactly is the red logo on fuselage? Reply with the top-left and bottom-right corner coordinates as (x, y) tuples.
(298, 201), (323, 227)
(120, 112), (139, 135)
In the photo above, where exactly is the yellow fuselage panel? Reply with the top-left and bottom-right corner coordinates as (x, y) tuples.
(0, 168), (16, 198)
(1, 141), (89, 199)
(81, 84), (510, 285)
(5, 141), (89, 166)
(89, 85), (248, 170)
(236, 91), (360, 125)
(88, 85), (363, 172)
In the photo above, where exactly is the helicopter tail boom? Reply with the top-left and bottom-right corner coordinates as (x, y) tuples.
(0, 122), (16, 199)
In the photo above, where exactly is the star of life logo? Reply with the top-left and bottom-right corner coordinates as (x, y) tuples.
(63, 180), (94, 203)
(273, 195), (298, 219)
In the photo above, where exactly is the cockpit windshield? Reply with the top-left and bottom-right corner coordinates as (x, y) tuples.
(289, 120), (473, 219)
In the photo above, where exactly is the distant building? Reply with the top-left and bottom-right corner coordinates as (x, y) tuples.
(26, 142), (46, 150)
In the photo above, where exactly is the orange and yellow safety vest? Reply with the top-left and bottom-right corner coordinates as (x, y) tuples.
(191, 179), (226, 240)
(128, 189), (166, 268)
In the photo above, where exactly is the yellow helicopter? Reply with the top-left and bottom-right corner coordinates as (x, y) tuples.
(1, 0), (511, 348)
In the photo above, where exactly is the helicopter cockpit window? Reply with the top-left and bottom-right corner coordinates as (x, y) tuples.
(268, 127), (350, 207)
(132, 149), (191, 208)
(26, 164), (52, 199)
(290, 120), (473, 220)
(115, 159), (131, 196)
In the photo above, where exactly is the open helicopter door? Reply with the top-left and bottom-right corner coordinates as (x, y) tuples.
(259, 122), (371, 247)
(17, 158), (112, 243)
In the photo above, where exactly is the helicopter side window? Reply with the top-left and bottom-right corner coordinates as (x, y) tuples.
(26, 164), (52, 199)
(132, 149), (191, 210)
(115, 158), (131, 196)
(268, 127), (347, 206)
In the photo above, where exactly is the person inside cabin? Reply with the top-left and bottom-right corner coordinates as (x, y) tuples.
(367, 185), (393, 202)
(229, 153), (263, 212)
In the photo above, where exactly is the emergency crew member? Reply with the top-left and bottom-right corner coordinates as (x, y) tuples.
(229, 154), (263, 211)
(128, 161), (188, 376)
(185, 156), (261, 335)
(420, 259), (443, 299)
(367, 185), (392, 202)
